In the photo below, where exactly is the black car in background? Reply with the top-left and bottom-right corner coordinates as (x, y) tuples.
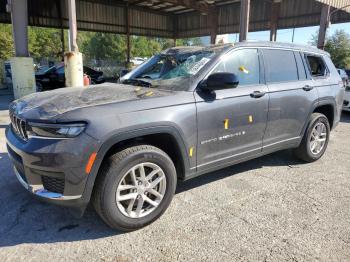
(345, 69), (350, 78)
(35, 64), (105, 91)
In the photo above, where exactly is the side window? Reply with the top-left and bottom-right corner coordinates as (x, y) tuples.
(294, 52), (307, 80)
(263, 49), (298, 83)
(212, 49), (260, 86)
(305, 54), (328, 78)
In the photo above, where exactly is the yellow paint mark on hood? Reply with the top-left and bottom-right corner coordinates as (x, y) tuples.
(145, 91), (154, 97)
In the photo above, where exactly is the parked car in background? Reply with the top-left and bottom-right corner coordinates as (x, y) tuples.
(337, 68), (349, 87)
(345, 69), (350, 77)
(3, 61), (12, 88)
(130, 57), (146, 66)
(7, 42), (344, 231)
(35, 64), (105, 91)
(343, 84), (350, 112)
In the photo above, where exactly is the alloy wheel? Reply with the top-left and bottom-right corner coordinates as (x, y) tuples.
(309, 122), (327, 155)
(116, 162), (166, 218)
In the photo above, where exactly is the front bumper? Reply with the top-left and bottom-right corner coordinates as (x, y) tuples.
(5, 126), (99, 210)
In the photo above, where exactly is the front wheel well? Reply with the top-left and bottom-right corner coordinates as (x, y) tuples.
(101, 133), (186, 180)
(313, 104), (334, 129)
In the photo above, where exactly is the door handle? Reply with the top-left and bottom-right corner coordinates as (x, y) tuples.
(250, 91), (266, 98)
(302, 85), (314, 91)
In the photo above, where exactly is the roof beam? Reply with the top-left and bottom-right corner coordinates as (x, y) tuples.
(154, 3), (175, 12)
(128, 0), (209, 14)
(163, 0), (209, 14)
(128, 0), (148, 5)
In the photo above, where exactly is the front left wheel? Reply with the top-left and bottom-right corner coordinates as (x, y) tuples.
(92, 145), (177, 231)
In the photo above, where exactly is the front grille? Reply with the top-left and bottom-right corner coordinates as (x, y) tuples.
(9, 112), (28, 141)
(344, 100), (349, 107)
(41, 176), (65, 194)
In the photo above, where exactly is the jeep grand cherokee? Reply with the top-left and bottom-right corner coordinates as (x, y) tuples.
(6, 42), (344, 231)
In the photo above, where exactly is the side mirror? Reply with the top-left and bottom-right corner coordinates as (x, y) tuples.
(200, 72), (239, 92)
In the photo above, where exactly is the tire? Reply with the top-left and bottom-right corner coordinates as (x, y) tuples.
(92, 145), (177, 231)
(294, 113), (330, 162)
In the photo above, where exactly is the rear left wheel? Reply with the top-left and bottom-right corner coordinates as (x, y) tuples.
(294, 113), (330, 162)
(92, 145), (177, 231)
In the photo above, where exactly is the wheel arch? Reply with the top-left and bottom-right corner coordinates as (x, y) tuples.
(300, 98), (336, 138)
(83, 126), (191, 202)
(313, 99), (336, 130)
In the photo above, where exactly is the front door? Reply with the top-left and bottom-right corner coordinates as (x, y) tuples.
(194, 48), (269, 173)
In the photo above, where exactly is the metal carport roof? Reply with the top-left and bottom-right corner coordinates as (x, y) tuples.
(1, 0), (350, 39)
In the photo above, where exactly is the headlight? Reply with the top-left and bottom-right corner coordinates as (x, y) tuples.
(26, 122), (86, 138)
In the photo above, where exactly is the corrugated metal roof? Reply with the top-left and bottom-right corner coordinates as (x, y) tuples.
(176, 0), (350, 37)
(317, 0), (350, 13)
(0, 0), (349, 38)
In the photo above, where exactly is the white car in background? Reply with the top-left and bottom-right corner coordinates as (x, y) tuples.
(343, 85), (350, 112)
(130, 57), (146, 66)
(338, 68), (350, 112)
(337, 68), (349, 87)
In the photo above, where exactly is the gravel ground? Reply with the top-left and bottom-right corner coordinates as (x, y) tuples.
(0, 95), (350, 261)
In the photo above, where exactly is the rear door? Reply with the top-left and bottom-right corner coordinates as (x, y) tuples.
(195, 48), (269, 172)
(262, 49), (318, 151)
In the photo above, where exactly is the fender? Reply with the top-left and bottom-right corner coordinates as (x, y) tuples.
(81, 125), (193, 202)
(300, 96), (336, 138)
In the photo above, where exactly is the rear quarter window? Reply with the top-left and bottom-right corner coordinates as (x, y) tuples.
(304, 54), (328, 78)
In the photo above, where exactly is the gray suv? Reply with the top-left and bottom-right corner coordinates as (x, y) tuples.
(6, 42), (344, 231)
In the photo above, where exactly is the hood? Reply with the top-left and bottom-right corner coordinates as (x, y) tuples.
(11, 83), (174, 120)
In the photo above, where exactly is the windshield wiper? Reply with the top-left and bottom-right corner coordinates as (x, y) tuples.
(122, 78), (152, 87)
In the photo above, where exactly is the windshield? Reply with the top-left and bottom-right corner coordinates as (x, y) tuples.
(120, 46), (230, 91)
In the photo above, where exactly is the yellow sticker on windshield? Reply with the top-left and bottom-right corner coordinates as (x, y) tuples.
(239, 66), (249, 74)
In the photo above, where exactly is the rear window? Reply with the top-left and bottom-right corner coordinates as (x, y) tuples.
(305, 55), (328, 78)
(263, 49), (299, 83)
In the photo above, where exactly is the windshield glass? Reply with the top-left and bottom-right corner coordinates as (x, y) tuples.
(120, 45), (230, 91)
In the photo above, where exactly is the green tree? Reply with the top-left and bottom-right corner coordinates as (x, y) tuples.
(28, 27), (63, 61)
(79, 32), (126, 62)
(177, 37), (203, 46)
(325, 30), (350, 68)
(310, 29), (350, 68)
(0, 24), (14, 60)
(131, 36), (162, 58)
(0, 22), (204, 64)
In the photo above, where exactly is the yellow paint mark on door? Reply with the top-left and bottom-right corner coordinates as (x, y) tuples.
(248, 115), (253, 123)
(189, 147), (194, 157)
(224, 119), (229, 130)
